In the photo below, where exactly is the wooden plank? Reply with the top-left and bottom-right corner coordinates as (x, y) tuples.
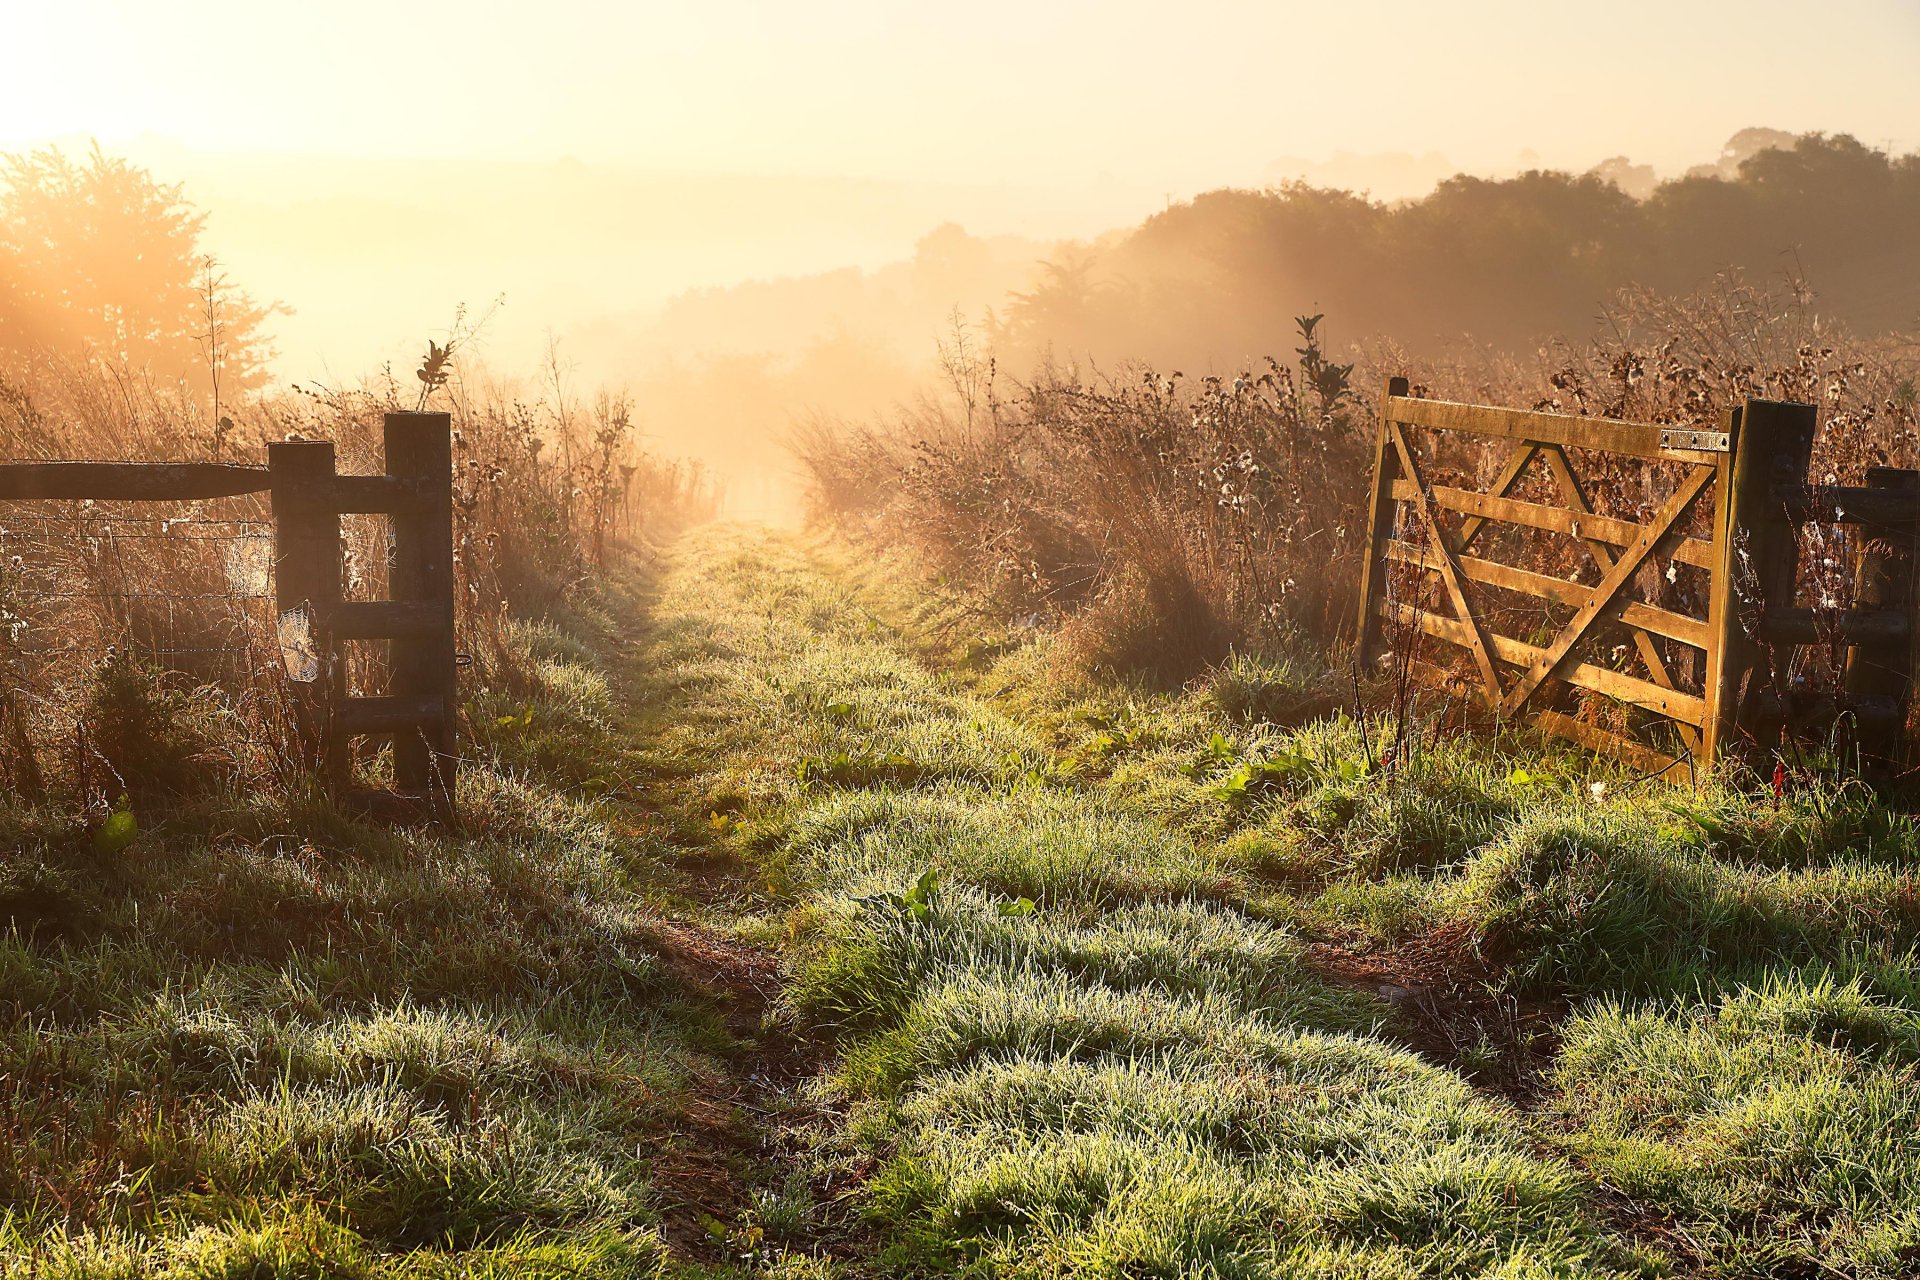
(1756, 690), (1903, 728)
(1354, 377), (1408, 668)
(1498, 465), (1715, 717)
(383, 411), (458, 813)
(0, 461), (269, 501)
(1383, 601), (1710, 725)
(1402, 652), (1694, 778)
(1700, 404), (1744, 771)
(1843, 467), (1919, 769)
(326, 474), (426, 513)
(1722, 400), (1820, 758)
(1389, 422), (1504, 702)
(1780, 484), (1920, 528)
(1382, 539), (1711, 648)
(1761, 607), (1909, 645)
(1533, 709), (1691, 782)
(1407, 656), (1487, 704)
(267, 440), (345, 788)
(1391, 480), (1719, 570)
(1541, 444), (1703, 757)
(1386, 395), (1725, 463)
(1456, 442), (1538, 552)
(334, 600), (445, 639)
(337, 693), (446, 735)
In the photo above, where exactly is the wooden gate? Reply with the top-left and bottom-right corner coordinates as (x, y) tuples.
(0, 411), (459, 814)
(1353, 377), (1913, 782)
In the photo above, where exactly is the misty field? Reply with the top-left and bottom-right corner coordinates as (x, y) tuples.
(10, 510), (1920, 1278)
(7, 122), (1920, 1278)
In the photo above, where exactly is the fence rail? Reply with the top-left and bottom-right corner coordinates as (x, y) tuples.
(0, 462), (273, 501)
(0, 412), (459, 816)
(1357, 379), (1920, 783)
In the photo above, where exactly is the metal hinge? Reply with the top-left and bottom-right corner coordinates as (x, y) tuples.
(1661, 428), (1731, 453)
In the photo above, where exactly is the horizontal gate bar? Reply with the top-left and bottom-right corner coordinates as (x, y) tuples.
(337, 693), (447, 735)
(1760, 607), (1909, 645)
(1754, 690), (1903, 727)
(1382, 539), (1711, 648)
(1386, 396), (1728, 463)
(1390, 480), (1719, 570)
(1778, 484), (1920, 528)
(1532, 709), (1690, 780)
(326, 474), (430, 513)
(1399, 646), (1692, 778)
(335, 600), (446, 639)
(1382, 600), (1710, 725)
(0, 461), (271, 501)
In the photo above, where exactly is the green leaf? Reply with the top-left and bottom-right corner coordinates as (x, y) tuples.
(903, 867), (939, 919)
(997, 896), (1037, 917)
(825, 701), (856, 720)
(1660, 799), (1727, 839)
(94, 797), (138, 857)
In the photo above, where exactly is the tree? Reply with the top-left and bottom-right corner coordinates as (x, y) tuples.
(0, 144), (278, 400)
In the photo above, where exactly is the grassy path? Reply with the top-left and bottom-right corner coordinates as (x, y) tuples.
(630, 525), (1654, 1277)
(639, 523), (1920, 1278)
(14, 522), (1920, 1277)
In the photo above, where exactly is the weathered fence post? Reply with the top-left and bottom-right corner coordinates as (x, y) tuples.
(1354, 376), (1409, 669)
(1707, 398), (1817, 767)
(0, 436), (461, 813)
(1844, 466), (1919, 771)
(383, 412), (458, 815)
(267, 439), (346, 787)
(1700, 403), (1744, 772)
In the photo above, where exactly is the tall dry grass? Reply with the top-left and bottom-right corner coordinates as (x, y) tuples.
(793, 315), (1371, 680)
(0, 345), (718, 809)
(796, 274), (1920, 693)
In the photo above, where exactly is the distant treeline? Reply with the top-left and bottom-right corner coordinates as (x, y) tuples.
(991, 132), (1920, 370)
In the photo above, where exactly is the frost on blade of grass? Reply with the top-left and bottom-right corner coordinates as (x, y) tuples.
(855, 1025), (1637, 1278)
(209, 1080), (649, 1247)
(790, 887), (1378, 1039)
(1556, 972), (1920, 1277)
(784, 785), (1239, 908)
(0, 549), (719, 1277)
(675, 526), (1653, 1277)
(1203, 650), (1339, 727)
(1438, 799), (1920, 996)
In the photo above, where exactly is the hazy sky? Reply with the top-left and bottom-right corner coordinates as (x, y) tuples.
(8, 0), (1919, 186)
(5, 0), (1918, 389)
(6, 0), (1917, 515)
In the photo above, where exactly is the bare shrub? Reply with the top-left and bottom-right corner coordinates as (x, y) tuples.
(796, 316), (1371, 680)
(801, 274), (1920, 705)
(0, 338), (720, 804)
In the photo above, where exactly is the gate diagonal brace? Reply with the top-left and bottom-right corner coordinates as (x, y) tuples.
(1389, 423), (1505, 706)
(1540, 445), (1705, 757)
(1499, 464), (1716, 719)
(1456, 441), (1538, 555)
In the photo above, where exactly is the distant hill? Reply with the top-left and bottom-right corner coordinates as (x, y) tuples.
(988, 131), (1920, 371)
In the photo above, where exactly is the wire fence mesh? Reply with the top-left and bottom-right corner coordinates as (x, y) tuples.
(0, 499), (403, 795)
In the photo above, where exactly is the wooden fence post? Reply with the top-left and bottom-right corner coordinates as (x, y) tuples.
(1844, 466), (1919, 772)
(267, 439), (345, 787)
(1707, 397), (1818, 767)
(1354, 376), (1409, 669)
(1700, 403), (1743, 773)
(383, 412), (458, 814)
